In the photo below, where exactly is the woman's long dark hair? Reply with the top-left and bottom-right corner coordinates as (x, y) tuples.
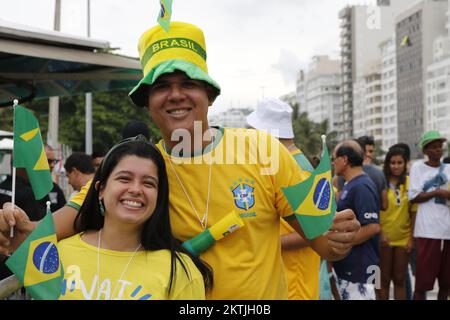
(383, 147), (407, 187)
(74, 136), (213, 293)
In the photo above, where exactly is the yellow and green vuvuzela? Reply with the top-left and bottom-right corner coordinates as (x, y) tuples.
(6, 211), (63, 300)
(182, 211), (245, 256)
(13, 105), (53, 200)
(282, 138), (336, 240)
(157, 0), (173, 32)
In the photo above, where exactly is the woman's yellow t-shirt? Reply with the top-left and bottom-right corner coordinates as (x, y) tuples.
(380, 176), (414, 247)
(58, 234), (206, 300)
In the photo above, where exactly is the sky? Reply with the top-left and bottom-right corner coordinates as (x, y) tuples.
(0, 0), (375, 114)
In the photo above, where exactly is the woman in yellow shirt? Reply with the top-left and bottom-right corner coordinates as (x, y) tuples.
(58, 136), (213, 299)
(378, 147), (415, 300)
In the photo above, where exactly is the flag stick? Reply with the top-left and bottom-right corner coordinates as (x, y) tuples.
(10, 99), (18, 238)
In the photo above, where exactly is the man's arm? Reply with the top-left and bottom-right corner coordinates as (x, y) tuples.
(53, 205), (78, 241)
(281, 232), (309, 250)
(410, 189), (450, 204)
(352, 223), (380, 246)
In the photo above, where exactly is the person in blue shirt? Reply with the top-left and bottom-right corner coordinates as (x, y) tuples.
(331, 140), (380, 300)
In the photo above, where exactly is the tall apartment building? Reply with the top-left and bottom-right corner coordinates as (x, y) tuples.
(396, 0), (447, 157)
(296, 56), (342, 133)
(380, 36), (399, 151)
(296, 70), (307, 115)
(425, 0), (450, 139)
(339, 0), (413, 139)
(353, 62), (383, 144)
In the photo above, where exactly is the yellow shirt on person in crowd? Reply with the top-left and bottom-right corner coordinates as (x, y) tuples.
(380, 176), (415, 247)
(58, 233), (205, 300)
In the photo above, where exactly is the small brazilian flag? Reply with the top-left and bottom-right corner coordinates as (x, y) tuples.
(13, 105), (53, 200)
(6, 211), (63, 300)
(157, 0), (173, 32)
(282, 137), (336, 239)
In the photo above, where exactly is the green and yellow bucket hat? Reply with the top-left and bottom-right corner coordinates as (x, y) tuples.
(129, 21), (221, 107)
(419, 130), (447, 150)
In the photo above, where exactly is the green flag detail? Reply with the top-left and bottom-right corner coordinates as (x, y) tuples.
(13, 105), (53, 200)
(282, 137), (336, 240)
(6, 211), (63, 300)
(157, 0), (173, 32)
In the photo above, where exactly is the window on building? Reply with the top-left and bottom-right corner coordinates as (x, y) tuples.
(437, 93), (447, 103)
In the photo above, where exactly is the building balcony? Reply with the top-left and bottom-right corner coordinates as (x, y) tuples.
(339, 7), (351, 19)
(340, 27), (351, 37)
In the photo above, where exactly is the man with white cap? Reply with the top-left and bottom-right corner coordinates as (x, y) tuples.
(247, 97), (320, 300)
(0, 21), (360, 300)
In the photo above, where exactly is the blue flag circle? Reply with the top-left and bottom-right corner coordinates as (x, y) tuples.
(313, 178), (331, 210)
(32, 242), (59, 274)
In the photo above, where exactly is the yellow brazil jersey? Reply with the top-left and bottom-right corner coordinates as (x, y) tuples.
(58, 234), (205, 300)
(380, 176), (414, 247)
(68, 127), (308, 299)
(67, 180), (92, 211)
(280, 148), (320, 300)
(158, 128), (308, 299)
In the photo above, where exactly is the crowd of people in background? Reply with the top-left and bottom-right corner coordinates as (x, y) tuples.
(243, 96), (449, 300)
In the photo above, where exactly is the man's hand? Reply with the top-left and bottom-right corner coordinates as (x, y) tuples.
(325, 209), (360, 257)
(0, 202), (36, 256)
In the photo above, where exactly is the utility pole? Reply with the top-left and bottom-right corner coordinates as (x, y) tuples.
(260, 86), (266, 99)
(85, 0), (93, 155)
(47, 0), (61, 150)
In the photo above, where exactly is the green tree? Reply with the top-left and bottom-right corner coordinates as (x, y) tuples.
(12, 89), (161, 154)
(292, 112), (337, 161)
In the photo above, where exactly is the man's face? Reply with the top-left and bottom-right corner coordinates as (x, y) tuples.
(332, 149), (346, 176)
(424, 140), (444, 161)
(66, 169), (79, 191)
(45, 148), (57, 172)
(364, 144), (375, 164)
(147, 71), (212, 142)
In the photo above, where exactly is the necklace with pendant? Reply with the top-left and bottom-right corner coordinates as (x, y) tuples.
(163, 128), (214, 230)
(96, 229), (142, 300)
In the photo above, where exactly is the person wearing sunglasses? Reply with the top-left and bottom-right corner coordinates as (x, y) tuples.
(378, 147), (416, 300)
(38, 145), (66, 213)
(331, 140), (380, 300)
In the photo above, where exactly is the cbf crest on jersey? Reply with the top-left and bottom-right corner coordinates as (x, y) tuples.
(282, 136), (336, 239)
(6, 211), (63, 300)
(231, 180), (255, 211)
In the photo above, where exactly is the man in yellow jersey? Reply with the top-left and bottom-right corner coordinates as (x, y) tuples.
(246, 97), (321, 300)
(0, 21), (360, 300)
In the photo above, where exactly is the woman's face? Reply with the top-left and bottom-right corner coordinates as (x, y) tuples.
(389, 154), (406, 177)
(100, 155), (159, 227)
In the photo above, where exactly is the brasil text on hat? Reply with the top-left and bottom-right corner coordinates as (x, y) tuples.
(129, 21), (221, 107)
(419, 130), (447, 150)
(246, 97), (294, 139)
